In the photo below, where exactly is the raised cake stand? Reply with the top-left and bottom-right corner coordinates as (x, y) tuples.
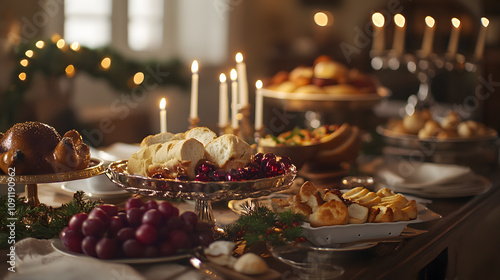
(106, 160), (297, 225)
(0, 159), (105, 207)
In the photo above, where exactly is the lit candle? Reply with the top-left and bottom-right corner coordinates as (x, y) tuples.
(474, 17), (489, 60)
(371, 12), (385, 55)
(421, 16), (435, 57)
(254, 80), (263, 131)
(392, 14), (406, 56)
(159, 98), (167, 133)
(230, 69), (239, 130)
(447, 18), (461, 57)
(190, 60), (199, 119)
(235, 53), (248, 107)
(219, 73), (229, 127)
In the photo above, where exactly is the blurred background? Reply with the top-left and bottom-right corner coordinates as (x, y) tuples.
(0, 0), (499, 146)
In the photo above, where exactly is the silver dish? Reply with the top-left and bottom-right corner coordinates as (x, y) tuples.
(106, 160), (296, 201)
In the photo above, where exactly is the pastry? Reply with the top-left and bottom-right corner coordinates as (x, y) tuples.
(233, 253), (269, 275)
(0, 122), (90, 175)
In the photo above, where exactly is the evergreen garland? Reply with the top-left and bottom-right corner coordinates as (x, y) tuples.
(223, 202), (305, 248)
(0, 191), (101, 249)
(0, 37), (189, 131)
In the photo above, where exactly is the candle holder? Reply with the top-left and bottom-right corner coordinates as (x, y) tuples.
(217, 124), (231, 136)
(370, 50), (478, 112)
(238, 105), (254, 143)
(188, 117), (199, 129)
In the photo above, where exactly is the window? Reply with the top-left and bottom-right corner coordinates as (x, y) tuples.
(128, 0), (164, 51)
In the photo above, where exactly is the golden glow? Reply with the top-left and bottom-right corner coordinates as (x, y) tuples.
(230, 69), (237, 81)
(235, 52), (243, 63)
(51, 33), (61, 43)
(56, 39), (66, 49)
(255, 80), (263, 89)
(451, 18), (461, 28)
(219, 73), (226, 83)
(314, 12), (329, 27)
(191, 60), (198, 73)
(159, 98), (167, 109)
(70, 42), (81, 51)
(35, 40), (45, 49)
(25, 50), (33, 58)
(20, 59), (29, 67)
(481, 17), (489, 27)
(372, 12), (385, 27)
(394, 14), (405, 28)
(65, 65), (75, 78)
(18, 72), (27, 81)
(133, 72), (144, 85)
(425, 16), (435, 28)
(100, 57), (111, 70)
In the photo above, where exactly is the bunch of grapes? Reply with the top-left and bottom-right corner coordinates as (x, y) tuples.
(195, 153), (292, 182)
(59, 197), (214, 259)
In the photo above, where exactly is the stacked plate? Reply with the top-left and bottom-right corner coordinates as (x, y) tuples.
(376, 162), (491, 198)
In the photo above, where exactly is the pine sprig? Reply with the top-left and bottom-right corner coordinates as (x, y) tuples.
(223, 202), (305, 248)
(0, 191), (101, 249)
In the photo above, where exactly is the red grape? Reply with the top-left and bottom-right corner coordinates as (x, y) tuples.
(195, 222), (212, 232)
(144, 200), (158, 210)
(158, 201), (178, 220)
(96, 238), (117, 259)
(180, 211), (198, 229)
(68, 213), (88, 232)
(135, 224), (157, 245)
(166, 216), (183, 230)
(196, 231), (214, 247)
(108, 216), (124, 236)
(122, 239), (144, 258)
(60, 229), (84, 253)
(81, 236), (98, 257)
(81, 218), (106, 237)
(99, 204), (118, 217)
(88, 208), (110, 224)
(117, 212), (128, 226)
(126, 207), (144, 228)
(143, 246), (159, 258)
(159, 241), (175, 256)
(169, 230), (188, 250)
(126, 197), (144, 211)
(117, 227), (136, 243)
(142, 209), (163, 227)
(59, 227), (70, 239)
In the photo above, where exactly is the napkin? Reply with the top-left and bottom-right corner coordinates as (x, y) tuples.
(6, 238), (204, 280)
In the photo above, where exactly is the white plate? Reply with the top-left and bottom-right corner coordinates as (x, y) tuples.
(60, 174), (130, 198)
(51, 239), (192, 264)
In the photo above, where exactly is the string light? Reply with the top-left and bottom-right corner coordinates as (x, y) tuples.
(133, 72), (144, 85)
(25, 50), (33, 58)
(65, 65), (75, 78)
(18, 72), (27, 81)
(100, 57), (111, 70)
(35, 40), (45, 49)
(51, 33), (61, 43)
(70, 42), (80, 51)
(20, 59), (29, 67)
(56, 39), (66, 49)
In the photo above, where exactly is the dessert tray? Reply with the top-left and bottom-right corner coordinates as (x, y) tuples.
(229, 192), (441, 246)
(261, 87), (389, 112)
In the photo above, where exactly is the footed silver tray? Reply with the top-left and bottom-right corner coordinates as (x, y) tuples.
(106, 160), (296, 224)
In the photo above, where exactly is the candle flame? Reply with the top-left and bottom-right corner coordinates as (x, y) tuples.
(230, 69), (237, 81)
(235, 52), (243, 63)
(314, 12), (329, 27)
(372, 12), (385, 27)
(394, 14), (405, 27)
(481, 17), (489, 27)
(425, 16), (435, 28)
(451, 18), (461, 28)
(160, 98), (167, 109)
(255, 80), (263, 89)
(191, 60), (198, 73)
(70, 42), (80, 51)
(219, 73), (226, 83)
(35, 40), (45, 49)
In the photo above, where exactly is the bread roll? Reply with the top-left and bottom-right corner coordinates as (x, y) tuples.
(347, 203), (368, 224)
(140, 132), (184, 148)
(233, 253), (269, 275)
(128, 143), (163, 176)
(309, 200), (348, 227)
(152, 139), (206, 178)
(184, 127), (217, 146)
(205, 134), (252, 170)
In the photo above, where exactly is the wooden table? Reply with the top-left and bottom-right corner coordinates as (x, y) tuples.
(2, 170), (500, 280)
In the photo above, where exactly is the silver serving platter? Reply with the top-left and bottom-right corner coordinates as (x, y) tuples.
(106, 160), (297, 201)
(376, 125), (498, 150)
